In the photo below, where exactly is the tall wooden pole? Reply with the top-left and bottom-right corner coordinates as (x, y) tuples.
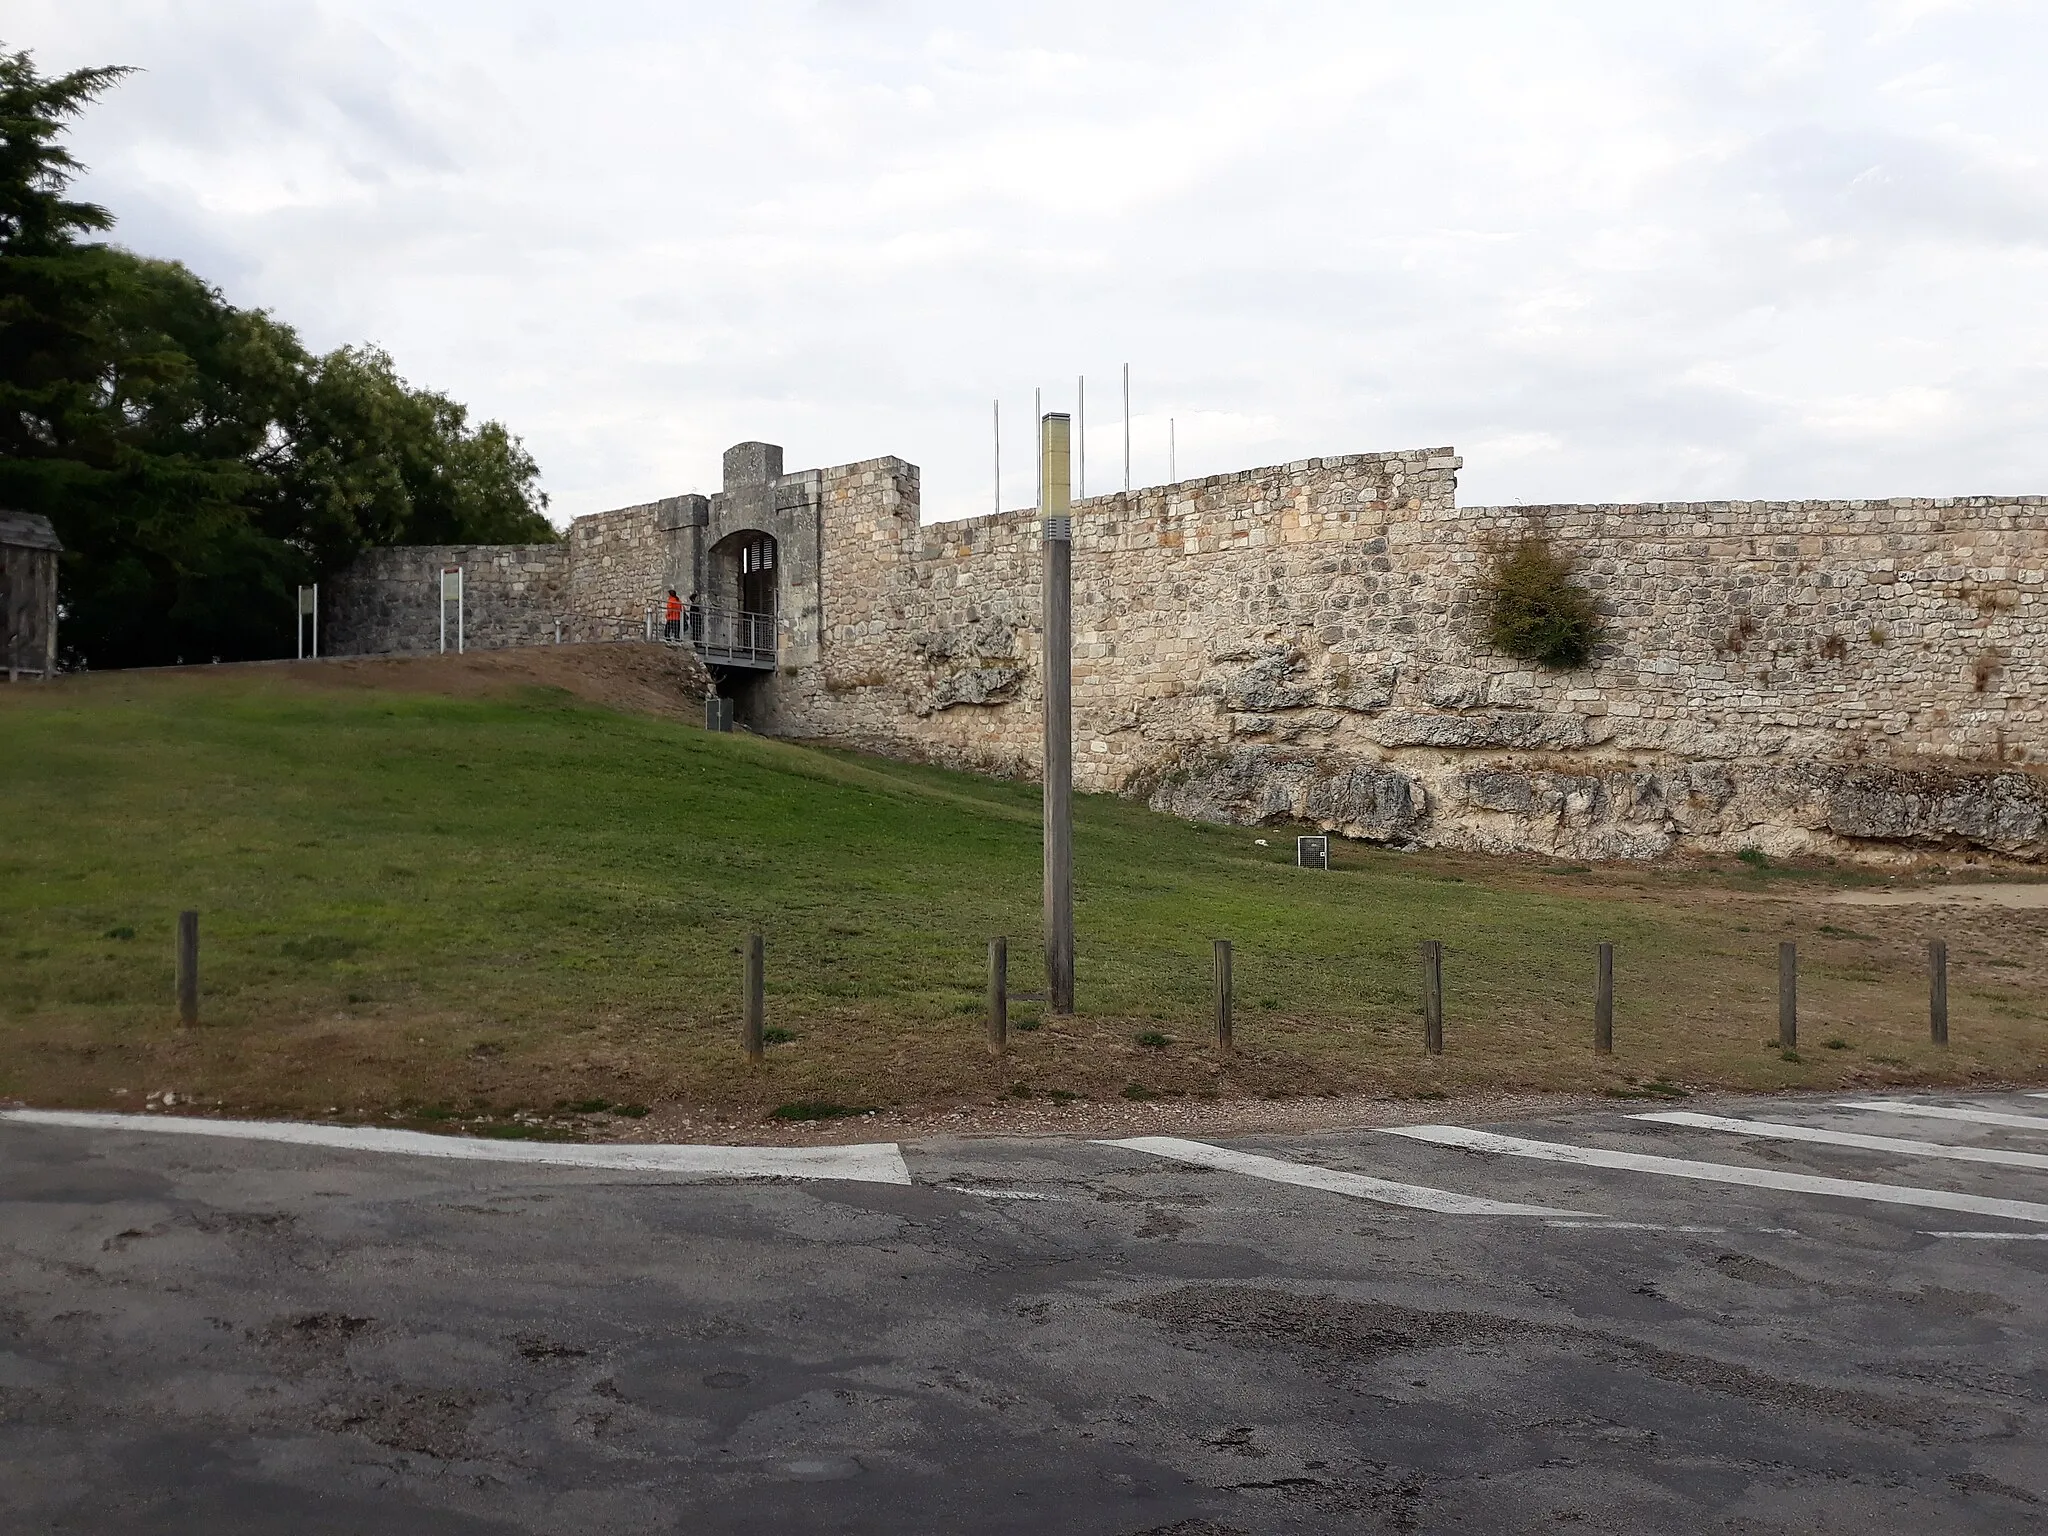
(1041, 411), (1075, 1015)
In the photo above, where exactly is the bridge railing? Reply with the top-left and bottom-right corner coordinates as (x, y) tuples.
(542, 604), (776, 667)
(690, 603), (776, 668)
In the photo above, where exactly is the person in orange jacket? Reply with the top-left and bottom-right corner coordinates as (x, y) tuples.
(663, 588), (683, 642)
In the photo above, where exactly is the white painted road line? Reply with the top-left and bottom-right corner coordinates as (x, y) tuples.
(1632, 1111), (2048, 1171)
(1545, 1221), (1725, 1233)
(1102, 1136), (1595, 1216)
(1837, 1101), (2048, 1133)
(1923, 1231), (2048, 1241)
(1382, 1125), (2048, 1225)
(0, 1110), (911, 1185)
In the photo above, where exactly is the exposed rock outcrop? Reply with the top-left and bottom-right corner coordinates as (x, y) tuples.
(1149, 747), (1424, 842)
(1149, 744), (2048, 864)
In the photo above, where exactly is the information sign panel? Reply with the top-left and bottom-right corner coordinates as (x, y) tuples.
(1297, 835), (1330, 870)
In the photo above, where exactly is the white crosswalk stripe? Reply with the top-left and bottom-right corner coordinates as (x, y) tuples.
(1382, 1124), (2048, 1225)
(1101, 1136), (1594, 1216)
(1631, 1110), (2048, 1171)
(0, 1109), (911, 1185)
(1837, 1100), (2048, 1133)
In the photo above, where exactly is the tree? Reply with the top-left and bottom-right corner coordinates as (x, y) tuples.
(0, 45), (555, 670)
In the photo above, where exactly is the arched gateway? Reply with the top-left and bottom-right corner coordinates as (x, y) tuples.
(698, 528), (778, 669)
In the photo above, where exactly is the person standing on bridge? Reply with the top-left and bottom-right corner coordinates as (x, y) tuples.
(663, 589), (682, 642)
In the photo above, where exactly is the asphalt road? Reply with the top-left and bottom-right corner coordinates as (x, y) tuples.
(3, 1092), (2045, 1534)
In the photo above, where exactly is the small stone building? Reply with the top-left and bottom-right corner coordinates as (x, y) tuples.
(0, 510), (61, 682)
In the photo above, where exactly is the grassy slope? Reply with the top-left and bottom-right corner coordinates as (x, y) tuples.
(2, 666), (2044, 1125)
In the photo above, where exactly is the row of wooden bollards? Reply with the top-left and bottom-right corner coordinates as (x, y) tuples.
(1419, 937), (1956, 1056)
(162, 917), (1961, 1058)
(731, 931), (1961, 1059)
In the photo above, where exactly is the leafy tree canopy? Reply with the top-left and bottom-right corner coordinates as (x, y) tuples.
(0, 46), (554, 669)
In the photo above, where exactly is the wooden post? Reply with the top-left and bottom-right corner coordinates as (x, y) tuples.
(1213, 939), (1233, 1051)
(1594, 941), (1614, 1055)
(176, 910), (199, 1027)
(988, 937), (1008, 1056)
(45, 550), (58, 680)
(1421, 940), (1444, 1055)
(1041, 412), (1075, 1015)
(5, 547), (17, 682)
(1928, 938), (1948, 1047)
(1778, 940), (1797, 1050)
(744, 933), (765, 1063)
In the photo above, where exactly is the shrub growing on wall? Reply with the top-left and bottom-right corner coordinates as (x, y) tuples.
(1480, 535), (1603, 670)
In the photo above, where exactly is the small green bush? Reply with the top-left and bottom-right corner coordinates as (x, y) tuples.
(1480, 536), (1603, 669)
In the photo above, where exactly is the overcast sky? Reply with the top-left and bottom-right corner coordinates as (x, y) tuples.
(17, 1), (2048, 523)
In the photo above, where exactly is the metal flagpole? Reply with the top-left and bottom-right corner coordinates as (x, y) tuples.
(1122, 363), (1130, 494)
(1170, 417), (1177, 483)
(993, 399), (1001, 515)
(1077, 375), (1086, 499)
(1034, 387), (1042, 510)
(1040, 410), (1074, 1014)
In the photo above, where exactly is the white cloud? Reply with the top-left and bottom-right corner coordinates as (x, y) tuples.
(13, 0), (2048, 522)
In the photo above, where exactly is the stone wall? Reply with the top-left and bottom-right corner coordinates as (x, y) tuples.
(763, 453), (2048, 863)
(566, 502), (668, 623)
(324, 544), (569, 655)
(328, 437), (2048, 863)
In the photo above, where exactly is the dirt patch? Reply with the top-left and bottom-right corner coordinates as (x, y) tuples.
(292, 642), (713, 720)
(1831, 883), (2048, 909)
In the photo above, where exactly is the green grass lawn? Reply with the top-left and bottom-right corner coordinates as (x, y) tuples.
(3, 661), (2044, 1128)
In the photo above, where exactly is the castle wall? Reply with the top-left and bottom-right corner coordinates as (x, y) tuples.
(327, 438), (2048, 862)
(566, 501), (669, 623)
(766, 451), (2048, 862)
(324, 544), (569, 655)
